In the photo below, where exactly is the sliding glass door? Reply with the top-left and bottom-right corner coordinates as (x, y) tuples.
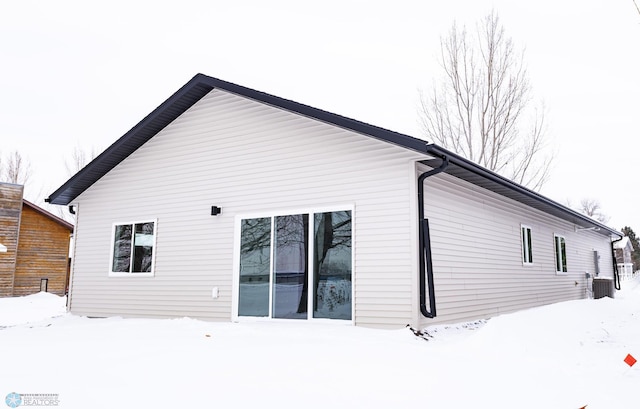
(238, 217), (271, 317)
(273, 214), (309, 319)
(238, 210), (352, 321)
(312, 211), (352, 319)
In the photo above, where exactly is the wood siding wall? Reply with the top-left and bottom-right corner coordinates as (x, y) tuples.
(418, 164), (615, 326)
(0, 184), (23, 297)
(14, 205), (71, 296)
(69, 89), (422, 328)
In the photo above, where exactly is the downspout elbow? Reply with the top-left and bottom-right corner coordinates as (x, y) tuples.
(418, 155), (449, 318)
(611, 234), (624, 291)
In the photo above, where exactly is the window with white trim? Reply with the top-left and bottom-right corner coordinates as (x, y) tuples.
(110, 220), (156, 275)
(521, 225), (533, 265)
(554, 234), (567, 273)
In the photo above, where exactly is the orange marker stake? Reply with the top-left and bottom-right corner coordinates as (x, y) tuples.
(624, 354), (637, 367)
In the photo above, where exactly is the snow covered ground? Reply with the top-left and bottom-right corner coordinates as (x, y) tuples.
(1, 278), (639, 409)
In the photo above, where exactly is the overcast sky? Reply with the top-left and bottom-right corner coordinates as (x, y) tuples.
(1, 0), (639, 231)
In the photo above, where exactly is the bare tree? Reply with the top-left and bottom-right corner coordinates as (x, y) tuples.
(39, 143), (99, 224)
(2, 151), (32, 185)
(65, 144), (97, 177)
(419, 11), (554, 191)
(578, 198), (610, 224)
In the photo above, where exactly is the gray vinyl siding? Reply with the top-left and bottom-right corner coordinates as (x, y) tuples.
(68, 87), (616, 329)
(419, 164), (614, 326)
(69, 89), (422, 328)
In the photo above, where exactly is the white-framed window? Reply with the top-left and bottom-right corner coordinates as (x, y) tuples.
(521, 225), (533, 265)
(109, 220), (157, 276)
(554, 234), (567, 274)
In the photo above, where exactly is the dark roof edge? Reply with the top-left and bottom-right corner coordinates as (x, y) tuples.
(46, 74), (428, 205)
(47, 74), (215, 205)
(425, 145), (621, 238)
(196, 74), (429, 153)
(45, 73), (620, 239)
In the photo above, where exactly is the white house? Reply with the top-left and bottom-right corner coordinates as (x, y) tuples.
(47, 74), (621, 328)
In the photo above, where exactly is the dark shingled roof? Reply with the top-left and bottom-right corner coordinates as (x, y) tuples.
(47, 73), (619, 237)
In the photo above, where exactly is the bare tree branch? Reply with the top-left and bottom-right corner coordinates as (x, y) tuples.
(65, 144), (97, 177)
(419, 11), (554, 191)
(578, 198), (610, 224)
(2, 151), (32, 185)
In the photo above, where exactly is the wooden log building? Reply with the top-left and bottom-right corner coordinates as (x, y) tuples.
(0, 182), (73, 297)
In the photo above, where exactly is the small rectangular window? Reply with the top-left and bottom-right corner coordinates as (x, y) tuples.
(521, 225), (533, 264)
(554, 234), (567, 273)
(111, 220), (156, 275)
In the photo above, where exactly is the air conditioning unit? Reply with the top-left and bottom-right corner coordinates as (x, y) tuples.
(593, 278), (615, 299)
